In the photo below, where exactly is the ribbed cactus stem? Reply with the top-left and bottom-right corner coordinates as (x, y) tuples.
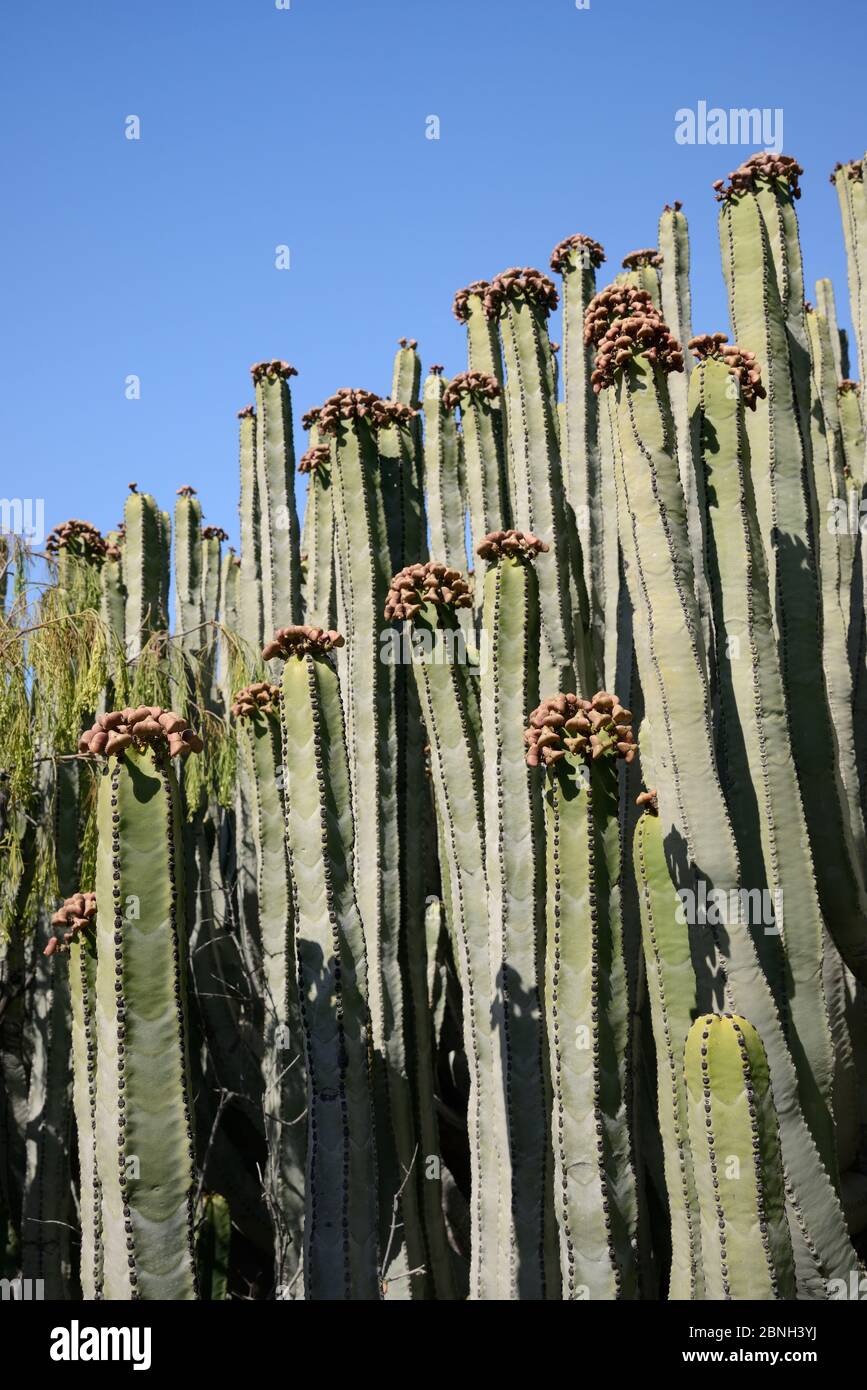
(831, 157), (867, 379)
(423, 373), (467, 571)
(815, 276), (847, 380)
(88, 713), (201, 1299)
(486, 267), (592, 695)
(720, 175), (867, 988)
(527, 691), (639, 1299)
(684, 1013), (796, 1300)
(174, 488), (203, 650)
(551, 235), (606, 677)
(273, 627), (380, 1300)
(252, 362), (303, 640)
(690, 345), (837, 1180)
(298, 437), (335, 630)
(46, 892), (102, 1298)
(232, 682), (306, 1289)
(237, 404), (264, 654)
(123, 489), (169, 659)
(633, 796), (702, 1300)
(478, 530), (558, 1299)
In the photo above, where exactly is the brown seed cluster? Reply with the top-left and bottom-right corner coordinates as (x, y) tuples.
(476, 529), (549, 563)
(262, 625), (345, 660)
(525, 691), (636, 769)
(231, 681), (281, 719)
(482, 267), (559, 321)
(298, 444), (330, 474)
(44, 891), (97, 956)
(79, 708), (203, 760)
(202, 525), (229, 541)
(549, 234), (607, 274)
(45, 519), (109, 563)
(839, 379), (861, 396)
(442, 370), (501, 411)
(250, 360), (298, 383)
(384, 562), (472, 621)
(830, 159), (863, 184)
(713, 152), (803, 203)
(397, 337), (418, 350)
(584, 285), (683, 393)
(176, 485), (197, 498)
(301, 406), (321, 431)
(316, 389), (418, 436)
(237, 404), (255, 420)
(622, 249), (663, 270)
(688, 333), (767, 410)
(429, 364), (444, 376)
(636, 788), (659, 815)
(662, 200), (683, 212)
(452, 280), (491, 323)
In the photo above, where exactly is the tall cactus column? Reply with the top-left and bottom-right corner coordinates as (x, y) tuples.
(45, 893), (102, 1299)
(123, 486), (169, 660)
(526, 693), (639, 1300)
(231, 680), (307, 1291)
(587, 285), (858, 1292)
(478, 529), (559, 1299)
(174, 487), (204, 651)
(268, 625), (379, 1300)
(252, 361), (303, 641)
(298, 443), (335, 631)
(320, 388), (428, 1297)
(684, 1014), (796, 1300)
(81, 706), (203, 1300)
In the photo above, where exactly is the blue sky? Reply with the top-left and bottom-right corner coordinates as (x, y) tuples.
(1, 0), (864, 547)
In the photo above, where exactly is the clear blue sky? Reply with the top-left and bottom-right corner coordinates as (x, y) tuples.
(2, 0), (864, 546)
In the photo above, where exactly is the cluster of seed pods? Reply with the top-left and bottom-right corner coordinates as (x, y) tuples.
(176, 485), (197, 498)
(316, 388), (417, 435)
(839, 379), (861, 396)
(524, 691), (636, 768)
(45, 519), (113, 563)
(237, 404), (255, 420)
(829, 158), (863, 184)
(662, 200), (683, 212)
(250, 360), (298, 382)
(78, 708), (203, 759)
(261, 624), (345, 660)
(300, 405), (321, 431)
(384, 561), (473, 621)
(584, 284), (684, 393)
(230, 681), (281, 719)
(621, 248), (664, 270)
(482, 266), (559, 321)
(689, 333), (767, 410)
(636, 788), (659, 815)
(549, 233), (607, 273)
(713, 151), (803, 202)
(201, 525), (228, 541)
(442, 370), (501, 410)
(44, 891), (97, 956)
(451, 280), (492, 322)
(476, 528), (549, 563)
(397, 336), (418, 349)
(297, 444), (330, 474)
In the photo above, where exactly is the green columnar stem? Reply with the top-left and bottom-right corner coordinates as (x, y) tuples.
(69, 928), (101, 1297)
(542, 754), (637, 1299)
(608, 349), (856, 1291)
(405, 601), (504, 1299)
(838, 384), (864, 488)
(329, 406), (427, 1295)
(423, 375), (466, 570)
(556, 243), (605, 675)
(174, 493), (203, 651)
(815, 277), (846, 380)
(123, 491), (168, 659)
(219, 551), (239, 703)
(832, 159), (867, 379)
(94, 748), (198, 1299)
(721, 190), (867, 985)
(480, 548), (558, 1299)
(279, 650), (379, 1300)
(684, 1013), (796, 1300)
(254, 368), (303, 638)
(238, 407), (263, 654)
(238, 708), (306, 1288)
(691, 353), (837, 1180)
(301, 449), (335, 631)
(100, 540), (126, 675)
(633, 803), (702, 1300)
